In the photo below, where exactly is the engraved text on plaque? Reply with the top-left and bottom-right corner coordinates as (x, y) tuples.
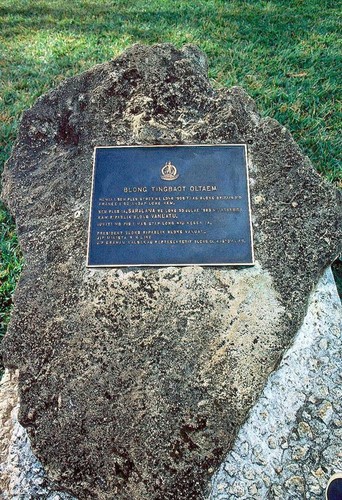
(87, 145), (254, 267)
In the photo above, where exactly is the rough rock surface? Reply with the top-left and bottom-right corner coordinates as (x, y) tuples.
(0, 268), (340, 499)
(1, 44), (341, 499)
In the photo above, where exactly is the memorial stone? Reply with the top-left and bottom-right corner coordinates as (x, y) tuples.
(0, 44), (341, 499)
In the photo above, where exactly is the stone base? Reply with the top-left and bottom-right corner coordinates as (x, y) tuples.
(0, 371), (74, 499)
(211, 267), (341, 499)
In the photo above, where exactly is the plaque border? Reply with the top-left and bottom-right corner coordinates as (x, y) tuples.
(86, 144), (254, 268)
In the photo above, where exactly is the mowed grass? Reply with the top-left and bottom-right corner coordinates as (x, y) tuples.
(0, 0), (341, 352)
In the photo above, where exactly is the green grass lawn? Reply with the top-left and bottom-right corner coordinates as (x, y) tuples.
(0, 0), (341, 354)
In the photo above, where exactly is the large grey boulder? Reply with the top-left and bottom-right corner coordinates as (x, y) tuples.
(1, 44), (341, 499)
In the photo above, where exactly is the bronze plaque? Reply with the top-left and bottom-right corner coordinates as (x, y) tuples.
(87, 145), (254, 267)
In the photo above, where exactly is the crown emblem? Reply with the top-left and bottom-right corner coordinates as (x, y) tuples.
(160, 161), (179, 181)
